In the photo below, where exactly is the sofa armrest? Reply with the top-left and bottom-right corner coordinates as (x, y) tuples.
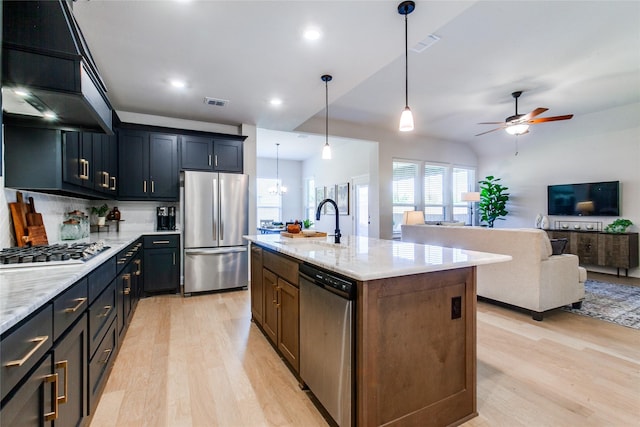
(539, 254), (585, 311)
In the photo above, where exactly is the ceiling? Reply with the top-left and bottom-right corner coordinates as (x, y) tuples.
(72, 1), (640, 160)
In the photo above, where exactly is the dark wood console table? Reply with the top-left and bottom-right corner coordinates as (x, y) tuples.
(547, 230), (639, 277)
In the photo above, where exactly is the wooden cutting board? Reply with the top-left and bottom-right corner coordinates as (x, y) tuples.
(26, 196), (45, 226)
(24, 225), (49, 246)
(9, 201), (28, 247)
(9, 192), (48, 246)
(280, 231), (327, 238)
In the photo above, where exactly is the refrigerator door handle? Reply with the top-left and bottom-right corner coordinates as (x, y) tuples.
(212, 176), (218, 241)
(185, 247), (248, 256)
(219, 177), (224, 241)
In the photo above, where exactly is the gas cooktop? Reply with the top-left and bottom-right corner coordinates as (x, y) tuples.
(0, 241), (110, 269)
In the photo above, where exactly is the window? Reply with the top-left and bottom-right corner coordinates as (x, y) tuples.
(392, 159), (476, 236)
(392, 161), (420, 233)
(305, 178), (315, 221)
(257, 178), (282, 223)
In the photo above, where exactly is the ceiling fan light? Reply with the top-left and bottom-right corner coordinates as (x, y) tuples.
(505, 124), (529, 135)
(322, 142), (332, 159)
(399, 106), (414, 132)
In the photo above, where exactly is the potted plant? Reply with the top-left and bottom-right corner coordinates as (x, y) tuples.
(604, 218), (633, 233)
(302, 219), (314, 229)
(478, 175), (510, 228)
(91, 204), (109, 226)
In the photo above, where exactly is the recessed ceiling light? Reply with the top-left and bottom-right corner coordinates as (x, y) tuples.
(170, 79), (186, 89)
(303, 28), (321, 41)
(270, 98), (283, 106)
(43, 111), (57, 120)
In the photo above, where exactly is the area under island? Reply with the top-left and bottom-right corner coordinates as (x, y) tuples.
(243, 234), (511, 427)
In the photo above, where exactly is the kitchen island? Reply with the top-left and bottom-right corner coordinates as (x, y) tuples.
(244, 234), (511, 427)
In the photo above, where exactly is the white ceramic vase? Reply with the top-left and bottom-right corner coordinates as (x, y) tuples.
(540, 215), (550, 230)
(535, 213), (543, 229)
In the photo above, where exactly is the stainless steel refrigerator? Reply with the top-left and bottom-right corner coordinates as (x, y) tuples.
(182, 170), (249, 294)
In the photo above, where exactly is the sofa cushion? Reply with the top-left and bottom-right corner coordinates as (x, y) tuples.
(550, 238), (568, 255)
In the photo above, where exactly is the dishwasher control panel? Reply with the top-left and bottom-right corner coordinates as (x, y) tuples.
(299, 263), (356, 300)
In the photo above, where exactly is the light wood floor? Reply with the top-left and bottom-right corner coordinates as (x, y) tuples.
(90, 274), (640, 427)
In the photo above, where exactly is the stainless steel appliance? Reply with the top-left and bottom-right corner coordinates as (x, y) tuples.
(0, 241), (109, 269)
(157, 206), (176, 231)
(299, 263), (355, 427)
(182, 171), (249, 294)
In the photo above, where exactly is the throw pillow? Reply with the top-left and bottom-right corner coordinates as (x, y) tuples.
(550, 238), (568, 255)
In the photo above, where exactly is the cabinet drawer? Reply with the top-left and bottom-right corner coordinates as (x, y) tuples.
(263, 250), (299, 285)
(89, 281), (117, 359)
(89, 257), (116, 304)
(116, 240), (142, 274)
(1, 304), (53, 401)
(89, 318), (117, 414)
(144, 234), (179, 249)
(53, 278), (88, 342)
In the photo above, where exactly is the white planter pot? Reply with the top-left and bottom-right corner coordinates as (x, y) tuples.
(97, 216), (106, 226)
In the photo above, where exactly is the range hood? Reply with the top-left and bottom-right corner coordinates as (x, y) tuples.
(2, 0), (113, 134)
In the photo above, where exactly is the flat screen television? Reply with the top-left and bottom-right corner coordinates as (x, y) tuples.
(547, 181), (619, 216)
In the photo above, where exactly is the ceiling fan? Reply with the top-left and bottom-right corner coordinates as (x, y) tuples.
(476, 91), (573, 136)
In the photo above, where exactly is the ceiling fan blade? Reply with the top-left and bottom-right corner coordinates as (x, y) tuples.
(520, 107), (549, 121)
(528, 114), (574, 124)
(477, 121), (505, 124)
(475, 126), (505, 136)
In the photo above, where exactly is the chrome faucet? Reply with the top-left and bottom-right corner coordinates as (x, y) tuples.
(315, 198), (341, 244)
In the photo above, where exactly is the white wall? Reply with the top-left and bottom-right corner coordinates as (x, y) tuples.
(478, 103), (640, 277)
(256, 157), (303, 222)
(297, 117), (477, 239)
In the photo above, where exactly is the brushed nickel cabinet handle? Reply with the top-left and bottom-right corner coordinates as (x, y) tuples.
(5, 335), (49, 367)
(153, 240), (170, 244)
(55, 360), (69, 404)
(151, 180), (155, 193)
(64, 297), (87, 313)
(143, 180), (147, 193)
(44, 373), (59, 421)
(215, 155), (218, 167)
(173, 252), (176, 265)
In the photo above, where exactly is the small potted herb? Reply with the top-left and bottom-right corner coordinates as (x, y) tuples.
(91, 204), (109, 226)
(302, 219), (314, 229)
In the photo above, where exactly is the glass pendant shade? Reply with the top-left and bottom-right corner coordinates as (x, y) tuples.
(399, 106), (414, 132)
(505, 124), (529, 135)
(269, 143), (287, 195)
(322, 142), (332, 159)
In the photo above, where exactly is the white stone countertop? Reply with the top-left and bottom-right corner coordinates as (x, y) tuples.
(243, 234), (512, 281)
(0, 230), (180, 335)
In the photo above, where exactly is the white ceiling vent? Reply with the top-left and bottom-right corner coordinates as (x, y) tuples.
(410, 34), (441, 53)
(203, 97), (229, 107)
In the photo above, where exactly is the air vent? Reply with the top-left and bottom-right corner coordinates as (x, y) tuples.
(203, 97), (229, 107)
(410, 34), (440, 53)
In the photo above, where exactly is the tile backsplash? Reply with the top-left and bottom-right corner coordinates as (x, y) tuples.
(2, 180), (179, 247)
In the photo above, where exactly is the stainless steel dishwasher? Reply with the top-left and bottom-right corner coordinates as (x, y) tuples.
(299, 262), (356, 427)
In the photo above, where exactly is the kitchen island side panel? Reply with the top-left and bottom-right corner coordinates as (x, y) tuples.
(357, 266), (477, 427)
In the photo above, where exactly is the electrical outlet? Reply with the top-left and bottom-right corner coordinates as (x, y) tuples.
(451, 296), (462, 319)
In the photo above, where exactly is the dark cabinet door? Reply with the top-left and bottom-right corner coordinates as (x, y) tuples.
(53, 314), (88, 427)
(213, 139), (243, 173)
(143, 247), (179, 293)
(63, 132), (83, 187)
(576, 233), (599, 265)
(149, 133), (178, 200)
(118, 130), (148, 199)
(116, 268), (133, 338)
(180, 135), (213, 170)
(0, 354), (54, 427)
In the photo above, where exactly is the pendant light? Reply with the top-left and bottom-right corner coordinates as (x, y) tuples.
(321, 74), (332, 160)
(398, 1), (415, 132)
(268, 143), (287, 195)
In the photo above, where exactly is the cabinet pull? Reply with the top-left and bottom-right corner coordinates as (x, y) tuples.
(102, 171), (110, 188)
(124, 287), (131, 295)
(44, 373), (59, 421)
(98, 348), (112, 365)
(55, 360), (69, 404)
(134, 259), (142, 276)
(64, 297), (87, 313)
(214, 155), (218, 167)
(208, 154), (212, 166)
(5, 335), (49, 367)
(98, 305), (112, 318)
(117, 258), (127, 265)
(173, 252), (176, 265)
(153, 240), (170, 245)
(110, 176), (117, 191)
(79, 159), (89, 180)
(151, 180), (155, 193)
(143, 180), (147, 193)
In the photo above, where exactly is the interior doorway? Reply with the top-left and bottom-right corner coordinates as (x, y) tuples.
(352, 175), (369, 237)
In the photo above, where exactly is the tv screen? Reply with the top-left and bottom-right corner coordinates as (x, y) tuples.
(547, 181), (619, 216)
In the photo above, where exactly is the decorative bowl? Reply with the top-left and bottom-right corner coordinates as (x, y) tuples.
(561, 224), (569, 229)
